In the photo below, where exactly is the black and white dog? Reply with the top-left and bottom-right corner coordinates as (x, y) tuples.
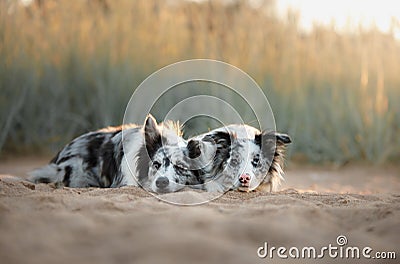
(29, 117), (291, 194)
(29, 115), (200, 193)
(186, 125), (291, 192)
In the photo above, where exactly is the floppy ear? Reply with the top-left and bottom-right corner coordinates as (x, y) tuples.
(144, 114), (162, 157)
(254, 131), (291, 162)
(202, 131), (232, 150)
(201, 131), (232, 167)
(255, 131), (291, 191)
(255, 131), (292, 147)
(187, 139), (201, 159)
(275, 133), (291, 145)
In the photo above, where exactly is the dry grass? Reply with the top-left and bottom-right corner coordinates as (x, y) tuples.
(1, 0), (399, 163)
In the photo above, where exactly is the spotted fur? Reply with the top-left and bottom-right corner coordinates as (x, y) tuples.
(187, 125), (291, 192)
(28, 115), (193, 193)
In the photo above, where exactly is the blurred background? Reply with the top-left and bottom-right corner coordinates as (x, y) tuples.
(1, 0), (399, 165)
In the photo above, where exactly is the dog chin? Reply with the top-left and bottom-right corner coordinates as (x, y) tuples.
(237, 185), (253, 192)
(237, 186), (249, 192)
(149, 187), (173, 194)
(237, 182), (258, 192)
(154, 188), (171, 194)
(150, 184), (184, 194)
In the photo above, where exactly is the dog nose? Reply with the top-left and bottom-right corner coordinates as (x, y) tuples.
(156, 177), (169, 189)
(239, 174), (250, 184)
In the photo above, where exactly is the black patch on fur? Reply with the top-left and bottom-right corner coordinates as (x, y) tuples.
(164, 157), (170, 167)
(210, 132), (232, 173)
(256, 132), (274, 158)
(193, 131), (232, 178)
(85, 133), (106, 169)
(255, 131), (292, 178)
(57, 155), (78, 165)
(144, 133), (162, 159)
(187, 140), (201, 159)
(202, 131), (232, 147)
(276, 134), (292, 145)
(254, 133), (261, 147)
(99, 140), (118, 188)
(136, 145), (151, 184)
(255, 131), (292, 147)
(63, 166), (72, 186)
(110, 140), (125, 187)
(192, 169), (204, 185)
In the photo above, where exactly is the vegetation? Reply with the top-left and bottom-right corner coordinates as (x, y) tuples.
(1, 0), (399, 164)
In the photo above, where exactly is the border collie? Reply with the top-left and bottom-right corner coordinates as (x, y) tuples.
(28, 115), (198, 193)
(187, 125), (291, 192)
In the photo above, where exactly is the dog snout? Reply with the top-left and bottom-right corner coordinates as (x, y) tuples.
(239, 174), (251, 185)
(155, 177), (169, 189)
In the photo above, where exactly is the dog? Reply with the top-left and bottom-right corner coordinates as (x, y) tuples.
(186, 124), (291, 192)
(28, 115), (199, 193)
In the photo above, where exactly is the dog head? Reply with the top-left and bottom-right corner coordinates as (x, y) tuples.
(185, 129), (235, 191)
(186, 131), (232, 177)
(236, 130), (292, 192)
(137, 115), (198, 193)
(187, 125), (291, 192)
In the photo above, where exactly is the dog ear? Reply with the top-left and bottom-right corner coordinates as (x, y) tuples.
(275, 133), (291, 145)
(203, 131), (232, 149)
(256, 131), (291, 186)
(144, 114), (159, 139)
(255, 131), (292, 147)
(215, 131), (233, 150)
(202, 131), (232, 167)
(254, 131), (291, 161)
(187, 139), (201, 159)
(144, 114), (162, 157)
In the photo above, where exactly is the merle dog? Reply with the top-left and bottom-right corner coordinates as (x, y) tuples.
(186, 125), (291, 192)
(29, 115), (200, 193)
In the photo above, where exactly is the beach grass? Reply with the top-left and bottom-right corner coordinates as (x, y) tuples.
(1, 0), (399, 163)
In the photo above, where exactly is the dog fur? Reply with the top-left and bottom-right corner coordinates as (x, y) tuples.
(28, 115), (197, 193)
(187, 125), (291, 192)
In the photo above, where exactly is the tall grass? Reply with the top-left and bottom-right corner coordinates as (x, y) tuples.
(1, 0), (399, 164)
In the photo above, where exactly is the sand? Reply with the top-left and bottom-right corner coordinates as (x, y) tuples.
(0, 157), (399, 264)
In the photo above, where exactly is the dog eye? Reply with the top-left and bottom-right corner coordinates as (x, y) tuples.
(251, 156), (260, 167)
(153, 161), (161, 170)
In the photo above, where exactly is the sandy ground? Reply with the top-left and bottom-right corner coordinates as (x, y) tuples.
(0, 157), (399, 264)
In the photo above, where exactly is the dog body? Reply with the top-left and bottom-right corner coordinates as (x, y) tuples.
(188, 125), (291, 192)
(29, 115), (196, 193)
